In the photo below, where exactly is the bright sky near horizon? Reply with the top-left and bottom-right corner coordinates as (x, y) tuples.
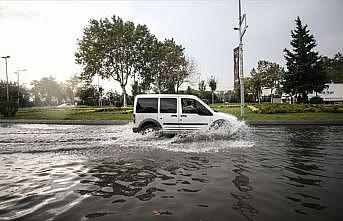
(0, 0), (342, 93)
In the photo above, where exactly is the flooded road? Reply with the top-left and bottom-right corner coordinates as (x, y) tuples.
(0, 123), (343, 221)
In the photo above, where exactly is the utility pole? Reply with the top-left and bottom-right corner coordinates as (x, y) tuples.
(1, 56), (11, 102)
(15, 69), (27, 107)
(235, 0), (248, 118)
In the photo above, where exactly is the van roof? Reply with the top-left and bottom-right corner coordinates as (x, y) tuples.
(135, 94), (197, 99)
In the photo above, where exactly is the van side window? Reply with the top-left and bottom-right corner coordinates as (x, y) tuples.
(136, 98), (158, 113)
(182, 98), (197, 114)
(160, 98), (177, 113)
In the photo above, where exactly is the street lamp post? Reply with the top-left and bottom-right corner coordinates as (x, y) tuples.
(235, 0), (248, 118)
(1, 56), (10, 102)
(15, 69), (27, 106)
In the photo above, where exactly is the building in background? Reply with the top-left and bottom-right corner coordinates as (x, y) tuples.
(308, 82), (343, 103)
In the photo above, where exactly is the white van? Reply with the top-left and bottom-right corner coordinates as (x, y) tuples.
(132, 94), (236, 134)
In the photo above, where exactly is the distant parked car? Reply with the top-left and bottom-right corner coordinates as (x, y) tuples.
(57, 103), (75, 108)
(132, 94), (237, 134)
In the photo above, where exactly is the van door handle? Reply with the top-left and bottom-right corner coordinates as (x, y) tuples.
(171, 114), (177, 117)
(181, 115), (187, 117)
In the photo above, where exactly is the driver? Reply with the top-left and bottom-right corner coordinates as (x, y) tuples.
(183, 100), (195, 113)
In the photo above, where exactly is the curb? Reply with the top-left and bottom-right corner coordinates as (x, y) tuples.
(0, 119), (130, 125)
(246, 120), (343, 126)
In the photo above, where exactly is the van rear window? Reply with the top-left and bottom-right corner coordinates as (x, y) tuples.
(136, 98), (158, 113)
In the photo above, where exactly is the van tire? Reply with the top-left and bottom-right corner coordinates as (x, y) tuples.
(210, 119), (229, 130)
(140, 122), (161, 135)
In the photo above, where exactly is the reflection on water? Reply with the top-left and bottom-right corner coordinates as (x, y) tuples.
(284, 126), (327, 215)
(0, 124), (343, 220)
(231, 155), (259, 221)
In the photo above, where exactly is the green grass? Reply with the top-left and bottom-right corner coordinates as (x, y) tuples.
(3, 107), (132, 121)
(214, 107), (343, 121)
(2, 105), (343, 121)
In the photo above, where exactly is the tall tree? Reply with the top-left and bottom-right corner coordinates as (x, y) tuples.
(284, 17), (326, 103)
(198, 80), (206, 91)
(75, 16), (155, 107)
(208, 76), (217, 104)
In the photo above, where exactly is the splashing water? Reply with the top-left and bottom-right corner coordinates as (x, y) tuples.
(0, 116), (253, 155)
(111, 116), (254, 153)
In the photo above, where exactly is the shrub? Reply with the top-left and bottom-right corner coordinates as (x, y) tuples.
(0, 101), (18, 117)
(309, 96), (324, 104)
(248, 103), (343, 114)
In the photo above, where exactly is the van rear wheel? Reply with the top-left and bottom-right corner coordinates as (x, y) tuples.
(140, 123), (161, 135)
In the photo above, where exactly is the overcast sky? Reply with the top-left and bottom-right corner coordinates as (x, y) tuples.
(0, 0), (342, 92)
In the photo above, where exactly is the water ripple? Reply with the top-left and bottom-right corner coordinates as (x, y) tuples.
(0, 124), (343, 220)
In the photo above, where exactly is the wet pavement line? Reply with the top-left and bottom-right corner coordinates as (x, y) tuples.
(1, 119), (343, 126)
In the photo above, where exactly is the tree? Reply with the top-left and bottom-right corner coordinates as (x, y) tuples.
(30, 76), (64, 106)
(284, 17), (326, 103)
(246, 68), (262, 102)
(151, 39), (188, 93)
(76, 84), (100, 106)
(322, 52), (343, 83)
(136, 38), (196, 94)
(185, 86), (192, 95)
(65, 74), (80, 105)
(0, 81), (19, 116)
(224, 89), (239, 103)
(131, 81), (141, 97)
(208, 76), (217, 104)
(105, 90), (123, 107)
(175, 58), (197, 93)
(75, 16), (155, 107)
(198, 80), (206, 91)
(0, 80), (31, 107)
(131, 24), (158, 93)
(256, 60), (284, 102)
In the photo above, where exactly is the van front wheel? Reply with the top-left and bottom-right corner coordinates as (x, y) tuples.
(210, 119), (229, 130)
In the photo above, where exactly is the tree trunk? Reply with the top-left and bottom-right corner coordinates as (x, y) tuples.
(303, 93), (308, 103)
(121, 85), (127, 107)
(212, 91), (214, 104)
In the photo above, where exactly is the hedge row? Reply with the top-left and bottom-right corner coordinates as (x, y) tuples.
(93, 107), (133, 113)
(247, 104), (343, 114)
